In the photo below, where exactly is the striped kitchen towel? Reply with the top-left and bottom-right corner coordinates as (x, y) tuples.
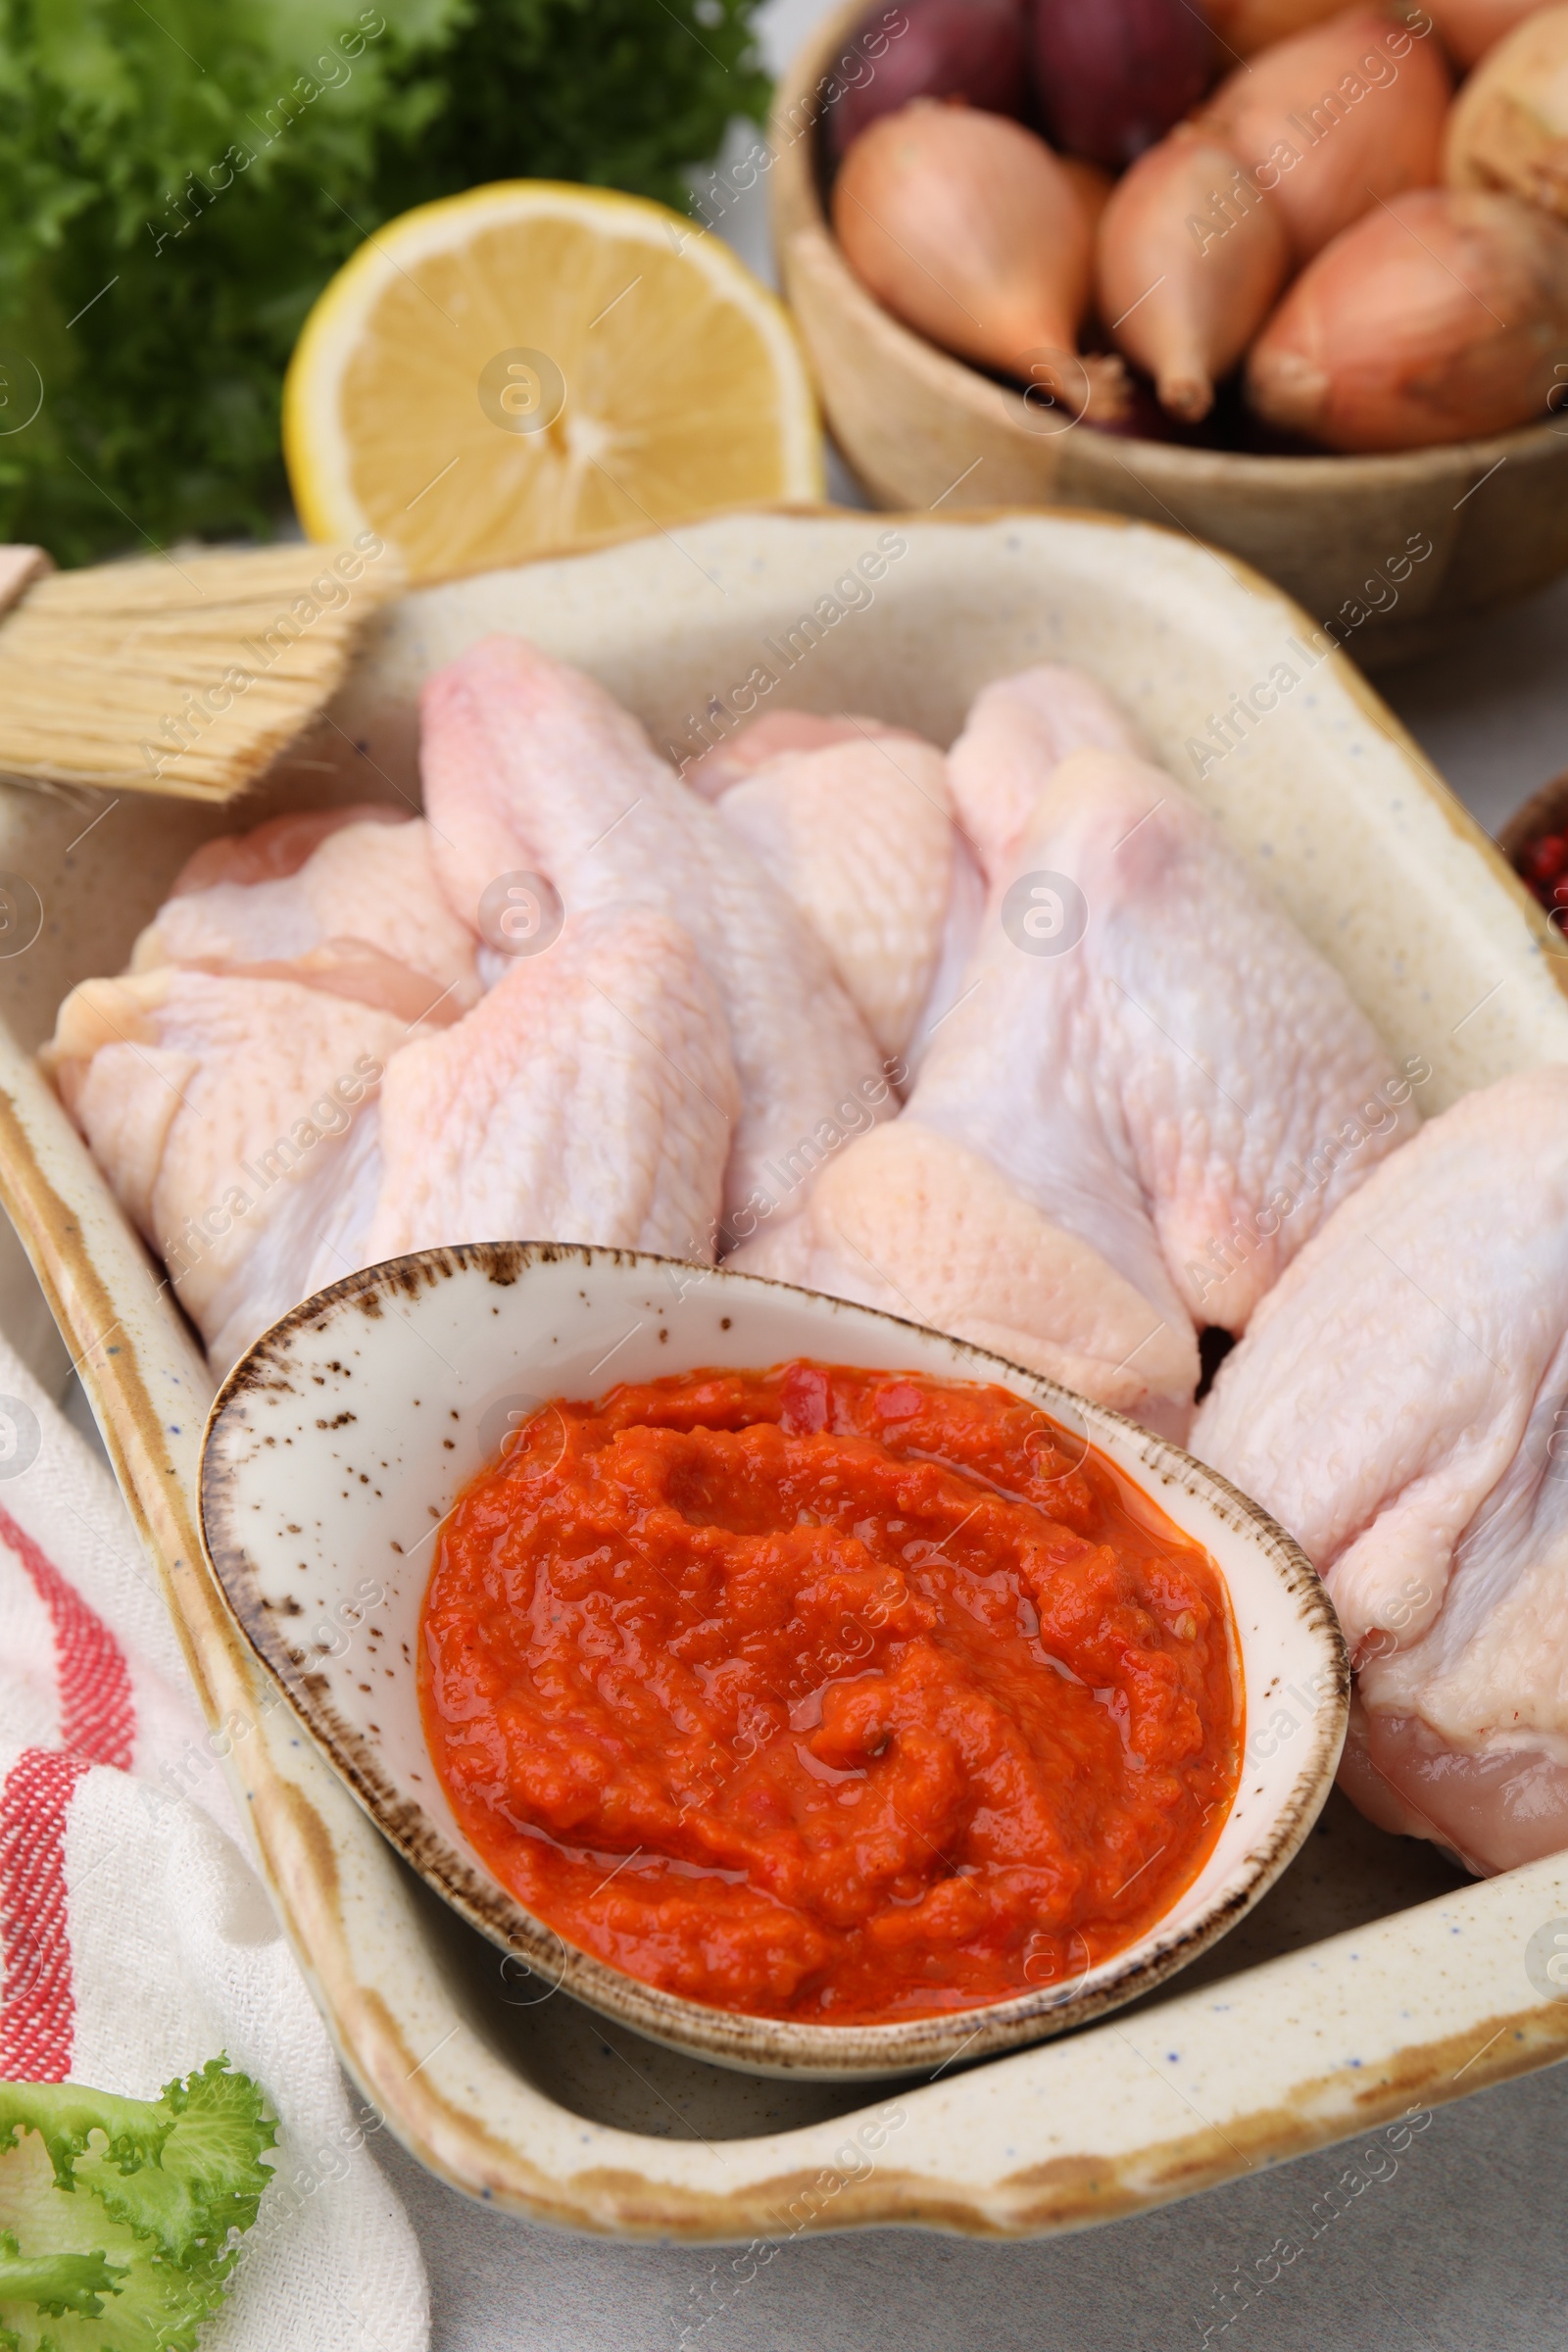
(0, 1324), (429, 2351)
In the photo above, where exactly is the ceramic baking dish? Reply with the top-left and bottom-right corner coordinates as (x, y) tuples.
(4, 507), (1568, 2239)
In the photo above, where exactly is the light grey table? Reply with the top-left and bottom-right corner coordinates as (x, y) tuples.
(380, 2050), (1568, 2350)
(28, 6), (1567, 2338)
(378, 6), (1568, 2318)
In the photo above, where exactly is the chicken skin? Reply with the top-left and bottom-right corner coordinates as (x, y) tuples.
(733, 1120), (1199, 1434)
(715, 732), (955, 1062)
(915, 745), (1422, 1340)
(948, 663), (1148, 884)
(362, 908), (737, 1270)
(741, 740), (1419, 1435)
(418, 637), (889, 1228)
(46, 911), (736, 1373)
(1193, 1068), (1568, 1874)
(47, 966), (405, 1372)
(134, 808), (483, 1022)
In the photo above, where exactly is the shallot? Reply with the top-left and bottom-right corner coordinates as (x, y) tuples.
(825, 0), (1032, 161)
(1059, 154), (1116, 235)
(1246, 187), (1568, 450)
(1098, 129), (1291, 416)
(1200, 0), (1347, 55)
(832, 100), (1123, 408)
(1426, 0), (1547, 68)
(1031, 0), (1218, 169)
(1446, 4), (1568, 223)
(1199, 6), (1451, 262)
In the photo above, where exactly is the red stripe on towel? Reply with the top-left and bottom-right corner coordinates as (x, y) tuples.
(0, 1747), (90, 2077)
(0, 1503), (136, 2078)
(0, 1500), (133, 1770)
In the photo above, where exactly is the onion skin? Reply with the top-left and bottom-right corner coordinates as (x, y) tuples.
(1445, 4), (1568, 223)
(1201, 0), (1347, 55)
(1426, 0), (1545, 68)
(1200, 6), (1452, 263)
(1032, 0), (1218, 169)
(1098, 130), (1291, 418)
(825, 0), (1032, 162)
(832, 100), (1123, 407)
(1246, 186), (1568, 450)
(1059, 153), (1116, 234)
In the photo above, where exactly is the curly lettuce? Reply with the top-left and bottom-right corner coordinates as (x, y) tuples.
(0, 0), (768, 561)
(0, 2058), (277, 2350)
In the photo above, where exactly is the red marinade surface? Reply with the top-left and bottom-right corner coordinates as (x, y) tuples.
(420, 1361), (1242, 2023)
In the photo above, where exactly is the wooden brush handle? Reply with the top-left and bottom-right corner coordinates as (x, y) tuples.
(0, 547), (52, 620)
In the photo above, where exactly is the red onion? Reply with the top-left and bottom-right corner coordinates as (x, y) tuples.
(825, 0), (1033, 163)
(1032, 0), (1218, 169)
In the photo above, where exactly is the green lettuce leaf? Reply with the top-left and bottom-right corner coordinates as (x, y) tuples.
(0, 2058), (277, 2352)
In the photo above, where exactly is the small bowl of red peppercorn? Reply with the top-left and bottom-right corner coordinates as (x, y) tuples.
(1502, 770), (1568, 934)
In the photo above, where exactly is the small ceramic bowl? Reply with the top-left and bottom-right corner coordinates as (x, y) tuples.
(199, 1243), (1348, 2081)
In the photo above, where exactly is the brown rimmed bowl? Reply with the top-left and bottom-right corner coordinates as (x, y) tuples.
(199, 1242), (1348, 2081)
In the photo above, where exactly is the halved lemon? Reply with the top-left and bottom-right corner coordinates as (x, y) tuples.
(284, 180), (824, 581)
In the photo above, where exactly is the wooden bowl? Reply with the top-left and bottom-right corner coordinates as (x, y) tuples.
(769, 4), (1568, 668)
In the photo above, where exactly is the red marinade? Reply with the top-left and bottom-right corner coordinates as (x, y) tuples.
(420, 1361), (1242, 2024)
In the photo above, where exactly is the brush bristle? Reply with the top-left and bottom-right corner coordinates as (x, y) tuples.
(0, 543), (405, 801)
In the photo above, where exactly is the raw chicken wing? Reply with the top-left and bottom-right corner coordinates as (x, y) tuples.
(364, 908), (737, 1267)
(419, 637), (889, 1227)
(913, 746), (1421, 1339)
(47, 967), (404, 1373)
(133, 808), (482, 1023)
(47, 911), (738, 1373)
(948, 664), (1148, 884)
(738, 740), (1416, 1438)
(716, 733), (954, 1061)
(734, 1121), (1198, 1431)
(1193, 1068), (1568, 1874)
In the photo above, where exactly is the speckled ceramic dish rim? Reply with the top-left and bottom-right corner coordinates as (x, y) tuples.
(199, 1241), (1349, 2081)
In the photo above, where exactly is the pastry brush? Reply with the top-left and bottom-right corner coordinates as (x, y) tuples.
(0, 536), (404, 804)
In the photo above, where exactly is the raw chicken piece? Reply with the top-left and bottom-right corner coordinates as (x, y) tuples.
(904, 826), (988, 1078)
(46, 967), (404, 1373)
(1192, 1069), (1568, 1875)
(697, 710), (987, 1073)
(737, 742), (1416, 1437)
(47, 910), (738, 1373)
(167, 805), (401, 894)
(133, 810), (482, 1022)
(161, 943), (468, 1030)
(364, 907), (737, 1266)
(732, 1122), (1198, 1433)
(912, 745), (1421, 1340)
(683, 711), (914, 800)
(948, 664), (1148, 884)
(715, 733), (954, 1061)
(419, 637), (889, 1228)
